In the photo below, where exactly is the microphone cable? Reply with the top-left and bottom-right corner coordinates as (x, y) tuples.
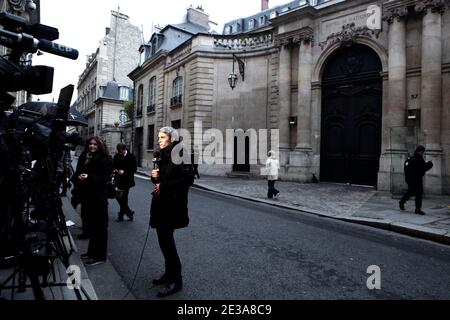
(122, 165), (158, 300)
(121, 221), (152, 300)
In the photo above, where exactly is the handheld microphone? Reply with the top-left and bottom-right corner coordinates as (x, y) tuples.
(151, 150), (161, 193)
(152, 150), (161, 170)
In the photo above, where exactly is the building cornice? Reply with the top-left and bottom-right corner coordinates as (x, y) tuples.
(78, 53), (99, 87)
(165, 47), (278, 72)
(270, 5), (317, 26)
(94, 97), (125, 105)
(383, 0), (417, 11)
(213, 30), (275, 51)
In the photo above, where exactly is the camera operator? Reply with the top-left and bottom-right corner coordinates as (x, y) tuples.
(57, 148), (74, 197)
(74, 136), (109, 266)
(113, 143), (137, 222)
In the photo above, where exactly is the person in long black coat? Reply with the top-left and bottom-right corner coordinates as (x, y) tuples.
(74, 136), (109, 266)
(399, 145), (433, 215)
(113, 143), (137, 221)
(150, 127), (193, 298)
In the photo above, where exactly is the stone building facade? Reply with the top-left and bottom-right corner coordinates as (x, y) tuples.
(129, 0), (450, 195)
(76, 10), (141, 152)
(129, 6), (212, 166)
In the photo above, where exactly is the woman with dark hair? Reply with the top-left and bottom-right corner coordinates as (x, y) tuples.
(74, 136), (110, 266)
(150, 127), (194, 297)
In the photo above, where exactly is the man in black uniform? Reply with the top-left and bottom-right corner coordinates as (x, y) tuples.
(399, 145), (433, 215)
(113, 143), (137, 222)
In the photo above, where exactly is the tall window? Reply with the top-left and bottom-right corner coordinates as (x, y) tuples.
(148, 77), (157, 113)
(91, 85), (96, 103)
(137, 84), (143, 117)
(171, 120), (181, 130)
(147, 124), (155, 150)
(171, 76), (183, 107)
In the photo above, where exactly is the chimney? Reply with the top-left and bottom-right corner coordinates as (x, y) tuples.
(261, 0), (269, 11)
(186, 6), (210, 30)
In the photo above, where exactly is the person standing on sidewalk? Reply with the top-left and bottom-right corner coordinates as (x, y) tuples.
(58, 148), (74, 197)
(266, 150), (280, 199)
(74, 137), (109, 266)
(191, 146), (200, 179)
(399, 145), (433, 215)
(113, 143), (137, 222)
(150, 127), (194, 298)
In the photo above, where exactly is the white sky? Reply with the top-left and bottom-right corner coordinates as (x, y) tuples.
(33, 0), (288, 103)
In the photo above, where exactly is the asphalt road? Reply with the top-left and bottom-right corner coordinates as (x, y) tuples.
(88, 176), (450, 300)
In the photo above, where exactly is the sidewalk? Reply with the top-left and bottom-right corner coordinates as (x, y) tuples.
(137, 167), (450, 245)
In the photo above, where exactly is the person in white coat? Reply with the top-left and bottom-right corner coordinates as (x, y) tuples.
(266, 150), (280, 199)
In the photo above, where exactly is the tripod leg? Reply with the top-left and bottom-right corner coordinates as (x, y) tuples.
(73, 287), (83, 300)
(29, 274), (45, 300)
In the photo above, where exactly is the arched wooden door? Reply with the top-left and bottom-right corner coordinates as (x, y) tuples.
(320, 44), (382, 187)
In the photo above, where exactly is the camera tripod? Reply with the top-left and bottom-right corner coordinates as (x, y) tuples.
(0, 197), (92, 300)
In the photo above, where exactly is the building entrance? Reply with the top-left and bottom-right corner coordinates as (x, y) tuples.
(320, 44), (382, 186)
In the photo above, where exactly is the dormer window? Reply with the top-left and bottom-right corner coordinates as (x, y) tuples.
(151, 38), (158, 55)
(270, 11), (278, 19)
(140, 49), (146, 65)
(259, 16), (265, 26)
(248, 19), (255, 30)
(119, 86), (129, 101)
(99, 86), (106, 98)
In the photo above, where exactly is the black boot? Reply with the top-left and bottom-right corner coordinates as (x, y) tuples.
(126, 210), (135, 221)
(116, 212), (124, 222)
(157, 278), (182, 298)
(152, 274), (170, 285)
(415, 208), (426, 215)
(399, 201), (405, 211)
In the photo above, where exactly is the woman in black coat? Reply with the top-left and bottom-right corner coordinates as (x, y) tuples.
(74, 136), (109, 266)
(151, 127), (193, 297)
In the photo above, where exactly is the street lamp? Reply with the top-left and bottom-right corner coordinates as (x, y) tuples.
(228, 73), (238, 90)
(228, 54), (245, 90)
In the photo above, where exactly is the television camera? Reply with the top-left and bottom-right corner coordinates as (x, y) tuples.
(0, 12), (89, 300)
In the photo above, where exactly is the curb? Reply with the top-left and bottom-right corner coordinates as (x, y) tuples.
(192, 183), (450, 246)
(66, 232), (99, 300)
(136, 170), (151, 178)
